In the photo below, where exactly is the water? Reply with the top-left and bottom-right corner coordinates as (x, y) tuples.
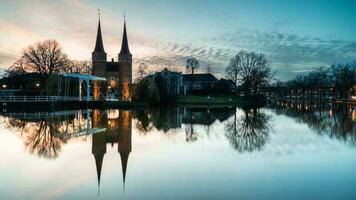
(0, 103), (356, 200)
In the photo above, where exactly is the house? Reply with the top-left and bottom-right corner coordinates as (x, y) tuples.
(152, 68), (184, 96)
(214, 78), (236, 94)
(182, 73), (218, 94)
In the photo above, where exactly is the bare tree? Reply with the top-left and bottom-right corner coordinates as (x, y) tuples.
(69, 60), (92, 74)
(135, 62), (148, 83)
(225, 55), (240, 95)
(6, 57), (27, 77)
(186, 57), (200, 74)
(331, 63), (356, 101)
(226, 51), (271, 96)
(22, 39), (70, 94)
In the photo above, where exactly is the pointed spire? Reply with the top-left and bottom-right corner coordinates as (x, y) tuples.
(119, 15), (131, 55)
(119, 152), (130, 184)
(92, 130), (106, 193)
(94, 153), (104, 187)
(93, 10), (105, 53)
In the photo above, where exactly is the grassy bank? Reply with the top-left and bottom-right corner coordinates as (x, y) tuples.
(172, 95), (266, 108)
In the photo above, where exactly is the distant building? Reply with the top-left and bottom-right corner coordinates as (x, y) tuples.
(152, 68), (184, 96)
(214, 78), (236, 94)
(91, 16), (132, 100)
(182, 73), (218, 94)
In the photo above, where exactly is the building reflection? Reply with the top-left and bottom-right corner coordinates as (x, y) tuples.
(133, 107), (236, 137)
(91, 109), (132, 189)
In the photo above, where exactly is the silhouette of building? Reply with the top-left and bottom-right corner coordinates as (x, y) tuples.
(214, 78), (236, 94)
(182, 73), (218, 94)
(152, 68), (184, 96)
(92, 16), (132, 100)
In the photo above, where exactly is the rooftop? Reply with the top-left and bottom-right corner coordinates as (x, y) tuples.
(182, 73), (218, 82)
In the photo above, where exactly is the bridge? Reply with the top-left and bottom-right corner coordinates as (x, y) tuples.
(0, 73), (113, 103)
(0, 96), (118, 103)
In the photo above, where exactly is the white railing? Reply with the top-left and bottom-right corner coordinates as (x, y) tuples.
(0, 96), (79, 102)
(0, 96), (120, 102)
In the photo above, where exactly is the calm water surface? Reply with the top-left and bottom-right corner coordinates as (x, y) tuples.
(0, 103), (356, 200)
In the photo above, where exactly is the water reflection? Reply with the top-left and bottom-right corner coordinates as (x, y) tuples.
(225, 108), (272, 152)
(1, 105), (356, 199)
(270, 100), (356, 145)
(133, 107), (236, 142)
(3, 111), (93, 159)
(91, 109), (132, 188)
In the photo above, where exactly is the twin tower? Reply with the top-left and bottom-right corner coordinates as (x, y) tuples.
(91, 16), (132, 100)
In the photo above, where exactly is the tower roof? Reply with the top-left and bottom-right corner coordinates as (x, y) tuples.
(93, 17), (105, 53)
(119, 20), (131, 55)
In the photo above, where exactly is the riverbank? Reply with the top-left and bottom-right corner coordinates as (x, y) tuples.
(172, 95), (266, 108)
(0, 100), (148, 112)
(268, 97), (356, 105)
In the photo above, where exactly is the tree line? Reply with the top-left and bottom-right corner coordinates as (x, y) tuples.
(268, 63), (356, 100)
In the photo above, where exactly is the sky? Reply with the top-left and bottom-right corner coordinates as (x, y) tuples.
(0, 0), (355, 80)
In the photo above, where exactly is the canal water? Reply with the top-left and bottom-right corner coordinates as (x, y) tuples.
(0, 103), (355, 200)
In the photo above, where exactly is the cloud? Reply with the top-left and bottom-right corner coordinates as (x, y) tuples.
(1, 0), (355, 81)
(136, 30), (356, 80)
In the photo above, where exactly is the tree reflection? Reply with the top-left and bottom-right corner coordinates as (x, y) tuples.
(3, 112), (89, 159)
(225, 108), (271, 152)
(24, 119), (66, 159)
(272, 100), (356, 145)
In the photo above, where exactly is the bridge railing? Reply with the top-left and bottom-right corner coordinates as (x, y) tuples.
(0, 95), (124, 102)
(0, 96), (79, 102)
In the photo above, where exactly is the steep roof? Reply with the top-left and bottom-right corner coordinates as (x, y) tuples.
(93, 18), (105, 53)
(119, 21), (131, 55)
(217, 78), (235, 87)
(182, 73), (218, 82)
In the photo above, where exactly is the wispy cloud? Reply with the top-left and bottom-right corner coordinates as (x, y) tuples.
(136, 30), (356, 80)
(1, 0), (355, 80)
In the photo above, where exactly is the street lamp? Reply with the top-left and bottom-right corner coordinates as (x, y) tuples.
(2, 84), (7, 89)
(35, 83), (40, 87)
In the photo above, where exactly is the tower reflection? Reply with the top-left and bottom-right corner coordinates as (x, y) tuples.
(91, 109), (132, 191)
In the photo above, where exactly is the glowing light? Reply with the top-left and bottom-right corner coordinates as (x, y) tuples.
(107, 109), (119, 119)
(2, 84), (7, 89)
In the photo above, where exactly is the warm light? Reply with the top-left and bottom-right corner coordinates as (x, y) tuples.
(108, 86), (111, 89)
(2, 84), (6, 89)
(351, 96), (356, 100)
(107, 109), (119, 119)
(35, 83), (40, 87)
(352, 110), (355, 121)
